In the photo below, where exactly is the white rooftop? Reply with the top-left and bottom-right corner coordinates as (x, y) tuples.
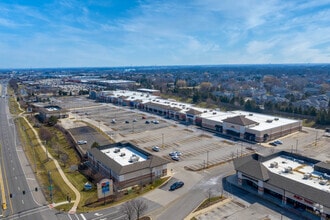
(99, 90), (300, 132)
(234, 110), (299, 131)
(263, 155), (330, 193)
(45, 106), (60, 111)
(101, 146), (148, 166)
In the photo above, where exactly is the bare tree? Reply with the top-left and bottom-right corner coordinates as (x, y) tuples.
(39, 127), (52, 142)
(120, 200), (136, 220)
(131, 199), (148, 220)
(120, 199), (148, 220)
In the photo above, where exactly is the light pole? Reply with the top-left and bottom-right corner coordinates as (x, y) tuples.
(162, 133), (164, 148)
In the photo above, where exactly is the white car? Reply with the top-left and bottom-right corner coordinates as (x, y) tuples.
(171, 155), (180, 161)
(169, 151), (182, 157)
(77, 140), (87, 145)
(152, 146), (160, 152)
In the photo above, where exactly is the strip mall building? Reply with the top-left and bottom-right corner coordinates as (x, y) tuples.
(89, 90), (302, 143)
(233, 151), (330, 220)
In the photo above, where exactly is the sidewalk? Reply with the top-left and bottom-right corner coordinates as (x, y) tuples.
(21, 116), (81, 214)
(15, 101), (81, 214)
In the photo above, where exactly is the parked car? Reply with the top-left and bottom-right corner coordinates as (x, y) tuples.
(152, 146), (160, 152)
(133, 118), (137, 122)
(154, 120), (159, 124)
(169, 181), (184, 191)
(169, 151), (182, 157)
(145, 120), (150, 124)
(274, 140), (283, 145)
(269, 142), (277, 146)
(171, 155), (180, 161)
(77, 140), (87, 145)
(125, 120), (129, 124)
(142, 116), (146, 119)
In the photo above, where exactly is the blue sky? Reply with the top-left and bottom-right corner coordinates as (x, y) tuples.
(0, 0), (330, 68)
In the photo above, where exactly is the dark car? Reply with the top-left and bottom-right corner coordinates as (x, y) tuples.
(169, 181), (184, 191)
(269, 142), (277, 146)
(145, 120), (150, 124)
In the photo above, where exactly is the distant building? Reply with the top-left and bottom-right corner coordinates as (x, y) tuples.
(137, 88), (160, 96)
(233, 151), (330, 219)
(86, 142), (169, 190)
(34, 105), (68, 123)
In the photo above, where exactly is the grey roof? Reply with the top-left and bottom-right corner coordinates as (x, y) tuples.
(315, 161), (330, 171)
(267, 172), (330, 208)
(144, 101), (181, 111)
(234, 155), (269, 181)
(223, 115), (257, 126)
(234, 153), (330, 208)
(185, 108), (203, 115)
(88, 144), (169, 175)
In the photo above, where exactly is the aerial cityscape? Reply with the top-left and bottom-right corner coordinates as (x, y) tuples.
(0, 1), (330, 220)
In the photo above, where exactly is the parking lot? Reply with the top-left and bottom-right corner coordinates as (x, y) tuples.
(56, 96), (330, 219)
(58, 100), (255, 170)
(57, 96), (330, 171)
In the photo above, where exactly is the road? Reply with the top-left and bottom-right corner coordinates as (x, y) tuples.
(0, 82), (60, 220)
(146, 163), (235, 220)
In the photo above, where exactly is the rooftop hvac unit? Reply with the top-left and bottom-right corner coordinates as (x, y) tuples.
(274, 118), (279, 121)
(114, 148), (120, 153)
(249, 113), (253, 116)
(120, 152), (126, 157)
(284, 166), (292, 173)
(303, 173), (311, 179)
(129, 154), (140, 163)
(319, 180), (327, 185)
(270, 162), (278, 168)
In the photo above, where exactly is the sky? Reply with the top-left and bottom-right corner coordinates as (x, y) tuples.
(0, 0), (330, 68)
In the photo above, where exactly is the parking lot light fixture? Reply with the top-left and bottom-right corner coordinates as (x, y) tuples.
(162, 133), (164, 148)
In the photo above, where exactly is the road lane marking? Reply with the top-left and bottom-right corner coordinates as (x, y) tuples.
(22, 200), (24, 204)
(80, 214), (87, 220)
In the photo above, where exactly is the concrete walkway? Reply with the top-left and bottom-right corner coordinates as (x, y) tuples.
(15, 101), (81, 214)
(21, 116), (81, 214)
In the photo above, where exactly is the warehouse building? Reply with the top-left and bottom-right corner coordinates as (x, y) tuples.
(86, 142), (169, 190)
(233, 151), (330, 219)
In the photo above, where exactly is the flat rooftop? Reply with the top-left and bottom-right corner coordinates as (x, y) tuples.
(100, 146), (148, 166)
(263, 155), (330, 193)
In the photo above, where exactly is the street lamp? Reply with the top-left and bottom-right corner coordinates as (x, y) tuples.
(162, 133), (164, 147)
